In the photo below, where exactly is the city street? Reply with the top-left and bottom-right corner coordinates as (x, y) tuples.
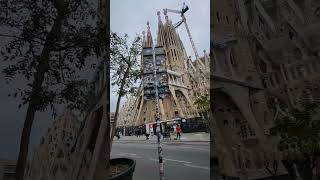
(111, 141), (210, 180)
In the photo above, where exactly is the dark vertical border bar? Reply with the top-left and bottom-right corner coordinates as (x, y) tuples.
(105, 0), (111, 178)
(210, 0), (215, 179)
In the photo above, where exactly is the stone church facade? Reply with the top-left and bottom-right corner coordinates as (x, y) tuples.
(25, 110), (81, 180)
(119, 11), (210, 127)
(211, 0), (320, 179)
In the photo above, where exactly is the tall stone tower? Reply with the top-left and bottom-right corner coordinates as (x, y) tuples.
(132, 11), (202, 125)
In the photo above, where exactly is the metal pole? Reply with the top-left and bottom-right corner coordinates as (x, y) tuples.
(152, 41), (164, 180)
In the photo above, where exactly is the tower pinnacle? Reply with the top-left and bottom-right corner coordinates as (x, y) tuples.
(157, 11), (163, 27)
(142, 30), (146, 44)
(144, 21), (153, 47)
(163, 9), (169, 22)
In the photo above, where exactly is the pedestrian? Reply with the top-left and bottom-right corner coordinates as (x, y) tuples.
(116, 131), (120, 140)
(176, 124), (181, 140)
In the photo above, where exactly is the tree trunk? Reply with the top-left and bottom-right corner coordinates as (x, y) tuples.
(110, 67), (130, 150)
(15, 103), (36, 180)
(15, 13), (64, 180)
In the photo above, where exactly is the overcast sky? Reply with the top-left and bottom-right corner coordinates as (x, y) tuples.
(110, 0), (210, 112)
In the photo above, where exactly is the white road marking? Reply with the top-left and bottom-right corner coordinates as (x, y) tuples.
(150, 158), (192, 164)
(118, 153), (136, 156)
(183, 164), (209, 170)
(164, 158), (192, 164)
(117, 153), (143, 158)
(150, 158), (164, 162)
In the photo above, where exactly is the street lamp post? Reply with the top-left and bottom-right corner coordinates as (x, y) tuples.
(124, 120), (127, 136)
(152, 40), (164, 180)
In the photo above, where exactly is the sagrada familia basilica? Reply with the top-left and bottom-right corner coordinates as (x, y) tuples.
(117, 11), (210, 128)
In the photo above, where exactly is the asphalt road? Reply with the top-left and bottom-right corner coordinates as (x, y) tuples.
(111, 141), (210, 180)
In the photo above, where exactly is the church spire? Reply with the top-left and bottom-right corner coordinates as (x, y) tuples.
(144, 21), (153, 48)
(157, 11), (164, 47)
(163, 9), (169, 23)
(157, 11), (163, 27)
(142, 30), (146, 45)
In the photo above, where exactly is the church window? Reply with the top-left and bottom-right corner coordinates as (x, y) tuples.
(270, 76), (275, 86)
(312, 61), (317, 72)
(174, 111), (179, 117)
(216, 12), (220, 22)
(316, 61), (320, 72)
(266, 33), (270, 40)
(57, 149), (63, 158)
(223, 119), (228, 125)
(275, 73), (280, 84)
(290, 68), (297, 79)
(289, 31), (294, 39)
(232, 148), (239, 168)
(258, 15), (263, 26)
(259, 61), (267, 73)
(52, 165), (58, 175)
(244, 152), (252, 168)
(230, 51), (237, 66)
(248, 125), (255, 136)
(284, 68), (289, 80)
(297, 66), (303, 77)
(235, 118), (240, 125)
(306, 63), (312, 74)
(315, 7), (320, 16)
(240, 125), (248, 138)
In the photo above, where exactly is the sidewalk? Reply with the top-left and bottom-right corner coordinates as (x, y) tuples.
(114, 132), (210, 143)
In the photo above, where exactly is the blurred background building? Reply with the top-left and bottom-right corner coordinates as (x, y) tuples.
(211, 0), (320, 179)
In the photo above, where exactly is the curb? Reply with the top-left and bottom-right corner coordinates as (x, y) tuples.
(115, 140), (210, 144)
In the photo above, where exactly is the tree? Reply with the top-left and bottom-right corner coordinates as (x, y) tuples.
(0, 1), (102, 179)
(273, 101), (320, 180)
(194, 94), (209, 110)
(194, 94), (210, 131)
(110, 32), (141, 148)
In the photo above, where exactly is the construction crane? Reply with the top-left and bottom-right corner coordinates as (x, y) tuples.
(163, 3), (206, 68)
(164, 4), (199, 60)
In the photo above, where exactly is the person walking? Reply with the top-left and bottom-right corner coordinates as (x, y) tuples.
(176, 124), (181, 140)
